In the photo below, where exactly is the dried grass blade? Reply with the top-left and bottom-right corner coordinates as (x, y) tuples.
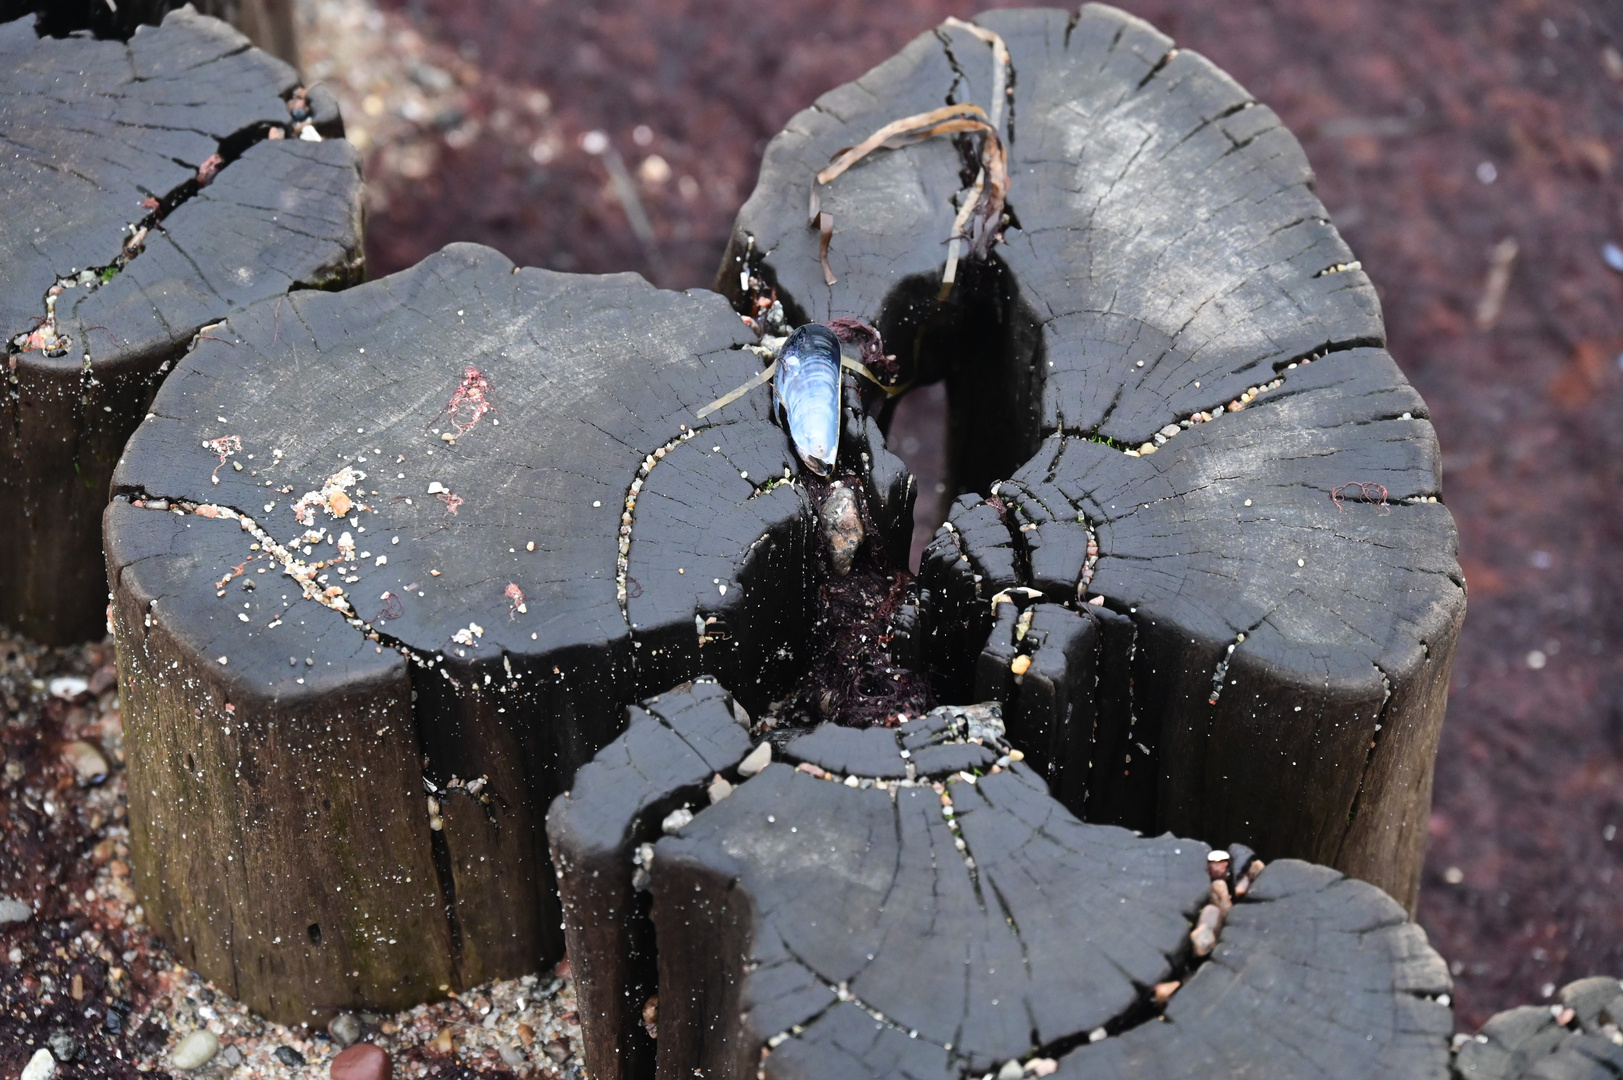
(941, 17), (1010, 131)
(816, 104), (990, 186)
(696, 360), (776, 419)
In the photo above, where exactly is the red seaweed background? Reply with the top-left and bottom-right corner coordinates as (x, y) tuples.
(363, 0), (1623, 1030)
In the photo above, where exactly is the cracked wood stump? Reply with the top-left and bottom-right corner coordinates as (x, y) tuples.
(550, 680), (1455, 1080)
(722, 2), (1466, 908)
(1451, 977), (1623, 1080)
(0, 8), (360, 644)
(103, 242), (914, 1023)
(2, 2), (299, 65)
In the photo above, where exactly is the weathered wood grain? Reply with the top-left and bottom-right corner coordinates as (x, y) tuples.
(1452, 978), (1623, 1080)
(0, 8), (362, 643)
(722, 2), (1465, 907)
(553, 680), (1453, 1080)
(5, 0), (298, 65)
(547, 679), (755, 1080)
(107, 242), (906, 1022)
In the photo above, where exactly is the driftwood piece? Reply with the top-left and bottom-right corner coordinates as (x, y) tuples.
(106, 242), (909, 1022)
(721, 2), (1465, 907)
(0, 8), (362, 643)
(551, 681), (1453, 1080)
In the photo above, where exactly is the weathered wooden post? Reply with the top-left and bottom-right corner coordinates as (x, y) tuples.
(550, 682), (1454, 1080)
(105, 242), (909, 1021)
(721, 2), (1464, 909)
(102, 3), (1464, 1070)
(0, 8), (359, 644)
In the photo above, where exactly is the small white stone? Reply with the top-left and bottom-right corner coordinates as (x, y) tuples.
(169, 1029), (220, 1071)
(21, 1049), (55, 1080)
(48, 677), (88, 699)
(737, 742), (772, 777)
(661, 807), (694, 834)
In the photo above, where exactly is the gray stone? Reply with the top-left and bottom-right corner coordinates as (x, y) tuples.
(0, 897), (32, 924)
(46, 1030), (79, 1063)
(328, 1012), (362, 1049)
(820, 484), (864, 576)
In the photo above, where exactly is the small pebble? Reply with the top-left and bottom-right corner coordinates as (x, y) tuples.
(707, 776), (733, 803)
(20, 1049), (54, 1080)
(46, 1031), (78, 1063)
(737, 742), (772, 777)
(1030, 1060), (1058, 1078)
(60, 740), (109, 786)
(1604, 242), (1623, 273)
(498, 1044), (525, 1067)
(1190, 922), (1217, 957)
(819, 485), (864, 577)
(276, 1045), (308, 1067)
(169, 1029), (220, 1071)
(997, 1060), (1023, 1080)
(330, 1043), (392, 1080)
(661, 807), (693, 834)
(48, 676), (88, 699)
(0, 897), (31, 925)
(1010, 655), (1032, 676)
(328, 1012), (362, 1048)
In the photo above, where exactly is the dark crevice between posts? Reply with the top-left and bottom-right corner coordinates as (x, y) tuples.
(742, 408), (928, 730)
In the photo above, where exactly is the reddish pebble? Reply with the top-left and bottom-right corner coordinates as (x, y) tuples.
(330, 1043), (391, 1080)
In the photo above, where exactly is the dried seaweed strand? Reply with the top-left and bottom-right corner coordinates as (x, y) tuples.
(695, 360), (776, 419)
(939, 18), (1010, 296)
(813, 100), (1009, 300)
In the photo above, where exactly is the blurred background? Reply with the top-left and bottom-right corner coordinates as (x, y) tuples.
(48, 0), (1623, 1030)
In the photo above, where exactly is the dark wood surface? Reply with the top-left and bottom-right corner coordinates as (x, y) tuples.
(722, 2), (1465, 908)
(1, 0), (298, 65)
(1451, 978), (1623, 1080)
(106, 242), (909, 1022)
(0, 8), (362, 643)
(552, 680), (1453, 1080)
(547, 680), (755, 1080)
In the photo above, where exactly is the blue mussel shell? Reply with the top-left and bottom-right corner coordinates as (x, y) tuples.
(775, 324), (842, 475)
